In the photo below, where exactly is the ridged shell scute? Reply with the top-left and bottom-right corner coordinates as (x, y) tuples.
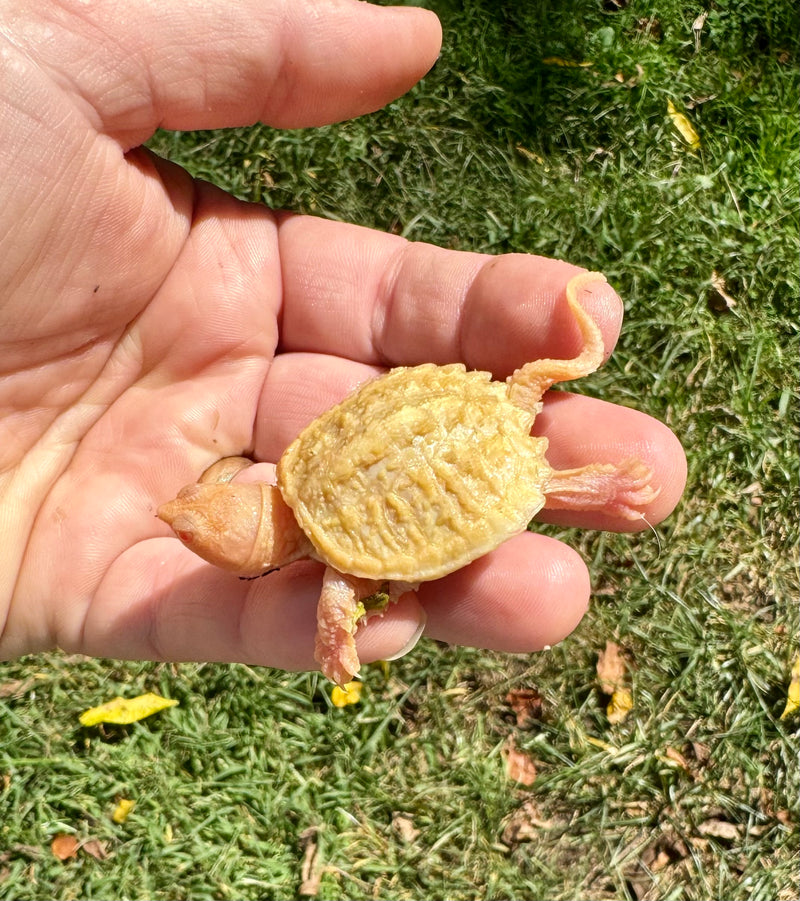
(277, 363), (552, 580)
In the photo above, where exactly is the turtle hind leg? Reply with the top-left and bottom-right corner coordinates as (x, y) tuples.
(198, 455), (254, 484)
(544, 458), (660, 520)
(507, 272), (608, 417)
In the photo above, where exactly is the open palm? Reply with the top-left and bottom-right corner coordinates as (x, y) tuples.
(0, 0), (685, 673)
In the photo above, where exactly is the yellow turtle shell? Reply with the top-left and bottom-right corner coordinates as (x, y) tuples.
(277, 363), (551, 582)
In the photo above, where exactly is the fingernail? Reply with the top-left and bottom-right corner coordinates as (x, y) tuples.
(384, 607), (427, 662)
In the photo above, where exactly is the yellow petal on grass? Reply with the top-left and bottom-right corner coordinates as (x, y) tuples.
(542, 56), (592, 68)
(585, 736), (617, 753)
(112, 798), (136, 824)
(515, 145), (548, 167)
(667, 99), (701, 149)
(606, 688), (634, 724)
(79, 692), (178, 726)
(781, 656), (800, 719)
(331, 681), (363, 708)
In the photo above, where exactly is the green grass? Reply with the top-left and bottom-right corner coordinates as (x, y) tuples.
(2, 1), (798, 898)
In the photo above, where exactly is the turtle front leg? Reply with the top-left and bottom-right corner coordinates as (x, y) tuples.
(315, 567), (373, 686)
(544, 458), (660, 520)
(157, 458), (314, 576)
(315, 569), (419, 685)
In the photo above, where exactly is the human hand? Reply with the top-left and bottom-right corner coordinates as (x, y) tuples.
(0, 0), (685, 672)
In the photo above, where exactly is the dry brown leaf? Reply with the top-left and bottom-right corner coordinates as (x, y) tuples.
(692, 11), (709, 51)
(391, 813), (420, 843)
(4, 844), (41, 861)
(709, 271), (738, 311)
(298, 827), (321, 898)
(597, 641), (634, 724)
(698, 818), (740, 841)
(608, 64), (644, 88)
(0, 677), (39, 699)
(81, 840), (109, 861)
(634, 832), (689, 893)
(597, 641), (628, 693)
(505, 687), (545, 727)
(51, 834), (79, 861)
(504, 739), (538, 786)
(690, 741), (711, 766)
(501, 799), (553, 846)
(663, 746), (691, 772)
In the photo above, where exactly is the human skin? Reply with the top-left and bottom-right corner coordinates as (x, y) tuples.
(0, 0), (686, 673)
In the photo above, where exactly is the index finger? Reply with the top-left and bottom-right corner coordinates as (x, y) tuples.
(277, 214), (624, 376)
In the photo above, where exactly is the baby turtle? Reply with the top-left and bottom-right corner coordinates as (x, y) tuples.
(158, 272), (657, 684)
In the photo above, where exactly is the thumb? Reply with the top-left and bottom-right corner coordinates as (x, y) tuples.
(19, 0), (442, 146)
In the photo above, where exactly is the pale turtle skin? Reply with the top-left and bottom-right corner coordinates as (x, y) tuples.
(158, 272), (658, 684)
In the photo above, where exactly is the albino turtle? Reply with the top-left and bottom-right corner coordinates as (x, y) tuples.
(158, 272), (657, 684)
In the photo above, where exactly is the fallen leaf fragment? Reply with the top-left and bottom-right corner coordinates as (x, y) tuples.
(330, 681), (362, 708)
(0, 675), (46, 698)
(392, 813), (420, 843)
(112, 798), (136, 824)
(51, 834), (79, 861)
(501, 799), (553, 846)
(81, 840), (109, 861)
(597, 641), (633, 723)
(667, 99), (701, 149)
(781, 655), (799, 719)
(505, 687), (545, 727)
(515, 145), (547, 167)
(692, 11), (709, 51)
(709, 270), (738, 311)
(79, 692), (178, 726)
(698, 818), (740, 841)
(503, 738), (538, 786)
(597, 641), (627, 694)
(690, 741), (711, 765)
(662, 746), (691, 773)
(641, 832), (689, 872)
(298, 827), (321, 898)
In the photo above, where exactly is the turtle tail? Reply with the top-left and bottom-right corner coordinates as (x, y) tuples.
(506, 271), (608, 420)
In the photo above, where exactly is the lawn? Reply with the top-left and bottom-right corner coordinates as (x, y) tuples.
(1, 1), (798, 899)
